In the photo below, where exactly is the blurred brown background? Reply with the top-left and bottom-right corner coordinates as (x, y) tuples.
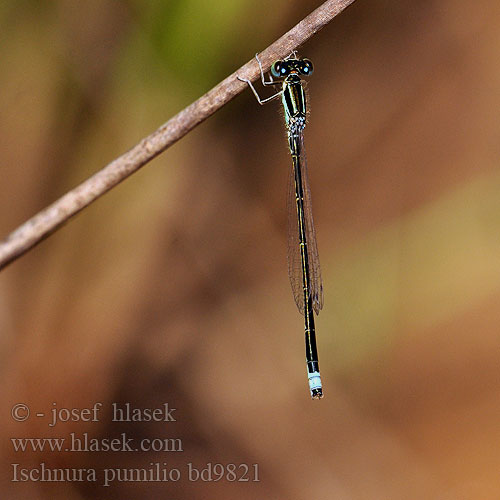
(2, 0), (500, 498)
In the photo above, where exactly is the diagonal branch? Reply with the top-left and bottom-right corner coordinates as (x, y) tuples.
(0, 0), (356, 271)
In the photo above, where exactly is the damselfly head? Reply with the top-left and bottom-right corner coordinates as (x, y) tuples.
(271, 58), (314, 79)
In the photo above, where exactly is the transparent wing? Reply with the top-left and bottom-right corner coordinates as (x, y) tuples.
(287, 134), (324, 316)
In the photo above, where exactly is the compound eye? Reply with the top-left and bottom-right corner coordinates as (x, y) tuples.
(271, 61), (282, 78)
(301, 59), (314, 76)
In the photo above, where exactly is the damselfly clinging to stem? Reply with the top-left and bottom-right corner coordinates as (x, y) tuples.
(238, 53), (324, 399)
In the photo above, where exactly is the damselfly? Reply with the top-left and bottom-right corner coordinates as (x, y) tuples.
(238, 53), (324, 399)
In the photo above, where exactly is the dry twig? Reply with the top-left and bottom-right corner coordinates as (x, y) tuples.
(0, 0), (356, 271)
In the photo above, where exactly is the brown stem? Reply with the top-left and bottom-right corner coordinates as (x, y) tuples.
(0, 0), (356, 271)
